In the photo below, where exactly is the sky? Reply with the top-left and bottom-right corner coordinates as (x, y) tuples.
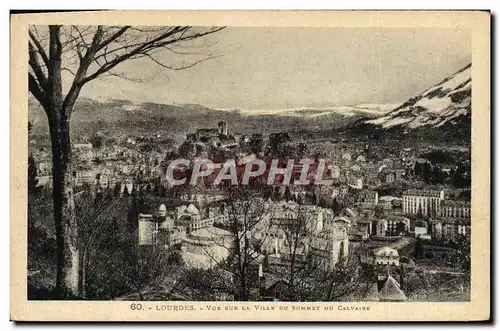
(72, 27), (471, 110)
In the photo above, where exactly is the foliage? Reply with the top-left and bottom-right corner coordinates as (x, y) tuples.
(89, 134), (105, 149)
(28, 154), (39, 195)
(28, 189), (57, 298)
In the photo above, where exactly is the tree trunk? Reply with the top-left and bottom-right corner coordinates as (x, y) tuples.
(50, 117), (79, 298)
(40, 26), (80, 298)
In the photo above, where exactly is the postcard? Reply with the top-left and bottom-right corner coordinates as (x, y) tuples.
(10, 10), (490, 322)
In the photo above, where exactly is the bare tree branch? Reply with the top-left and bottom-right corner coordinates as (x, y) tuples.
(80, 26), (225, 85)
(94, 26), (130, 53)
(28, 72), (48, 111)
(29, 30), (49, 67)
(141, 52), (223, 71)
(28, 42), (48, 90)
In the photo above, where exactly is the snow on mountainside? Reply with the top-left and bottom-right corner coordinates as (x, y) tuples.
(365, 64), (471, 130)
(234, 104), (397, 118)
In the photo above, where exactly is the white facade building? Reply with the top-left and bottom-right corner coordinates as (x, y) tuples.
(402, 189), (445, 216)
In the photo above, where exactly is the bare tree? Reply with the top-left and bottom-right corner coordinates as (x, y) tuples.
(273, 203), (320, 301)
(123, 246), (186, 301)
(219, 186), (268, 301)
(264, 203), (367, 301)
(74, 189), (121, 298)
(28, 25), (225, 297)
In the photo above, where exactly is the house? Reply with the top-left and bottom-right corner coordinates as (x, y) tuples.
(328, 164), (341, 179)
(357, 189), (378, 208)
(259, 275), (289, 301)
(74, 143), (94, 161)
(378, 216), (410, 237)
(378, 196), (402, 210)
(341, 152), (352, 162)
(349, 177), (363, 190)
(379, 168), (405, 184)
(349, 225), (370, 241)
(414, 220), (429, 239)
(376, 219), (389, 237)
(356, 155), (366, 163)
(373, 246), (400, 266)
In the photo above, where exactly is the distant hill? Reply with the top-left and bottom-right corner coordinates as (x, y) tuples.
(28, 97), (394, 143)
(234, 104), (396, 118)
(346, 64), (472, 143)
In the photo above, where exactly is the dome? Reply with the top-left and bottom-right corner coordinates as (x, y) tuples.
(157, 204), (167, 217)
(159, 218), (174, 230)
(186, 204), (200, 215)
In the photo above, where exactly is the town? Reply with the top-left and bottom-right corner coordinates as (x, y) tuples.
(28, 118), (471, 302)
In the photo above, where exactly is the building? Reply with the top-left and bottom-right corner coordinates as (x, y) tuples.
(269, 201), (325, 235)
(351, 218), (372, 240)
(379, 168), (405, 184)
(74, 143), (93, 149)
(328, 164), (341, 179)
(175, 204), (213, 233)
(96, 173), (109, 188)
(309, 217), (350, 271)
(373, 246), (400, 266)
(261, 202), (349, 272)
(261, 226), (287, 255)
(356, 155), (366, 163)
(181, 226), (233, 269)
(36, 161), (51, 175)
(357, 190), (379, 208)
(258, 275), (289, 301)
(414, 220), (429, 239)
(385, 172), (396, 184)
(378, 196), (402, 210)
(429, 199), (471, 241)
(36, 175), (52, 188)
(218, 120), (228, 136)
(207, 205), (230, 225)
(438, 200), (471, 219)
(349, 177), (363, 190)
(377, 216), (410, 237)
(431, 218), (470, 241)
(120, 178), (134, 195)
(73, 143), (94, 161)
(138, 204), (184, 247)
(376, 219), (388, 237)
(74, 169), (95, 187)
(402, 189), (444, 216)
(342, 152), (352, 162)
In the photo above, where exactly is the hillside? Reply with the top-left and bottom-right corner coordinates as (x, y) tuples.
(364, 64), (471, 131)
(346, 64), (472, 143)
(28, 98), (393, 143)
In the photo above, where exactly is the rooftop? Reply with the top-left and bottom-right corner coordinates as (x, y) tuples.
(379, 275), (407, 302)
(403, 189), (443, 197)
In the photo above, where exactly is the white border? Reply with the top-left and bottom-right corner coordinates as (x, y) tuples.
(3, 2), (497, 330)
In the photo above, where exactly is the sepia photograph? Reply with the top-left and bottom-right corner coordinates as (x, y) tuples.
(10, 10), (490, 322)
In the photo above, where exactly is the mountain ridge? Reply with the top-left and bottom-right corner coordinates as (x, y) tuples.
(364, 64), (471, 131)
(29, 98), (387, 140)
